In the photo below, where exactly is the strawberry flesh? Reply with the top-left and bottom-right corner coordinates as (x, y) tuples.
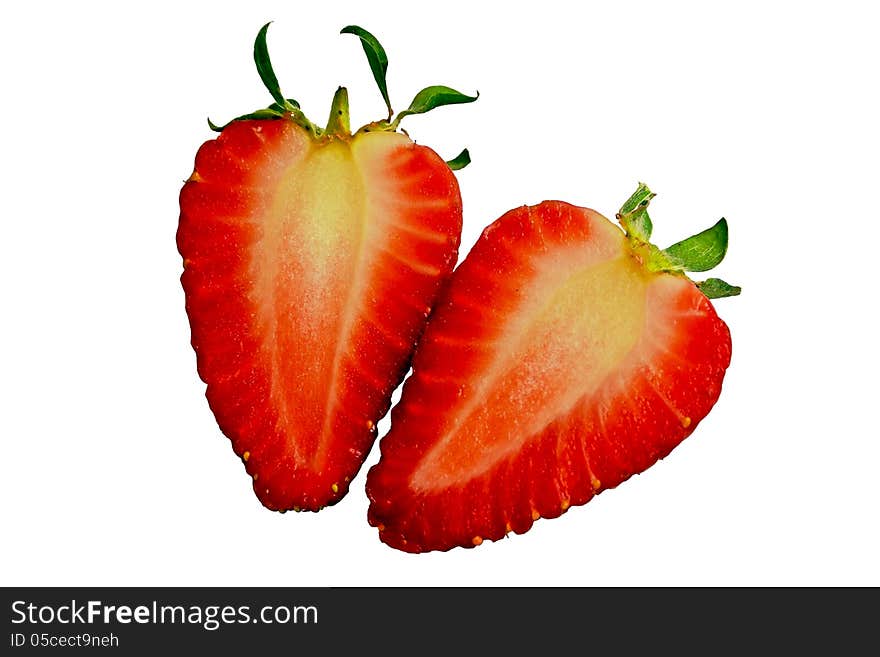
(367, 201), (732, 551)
(178, 119), (462, 511)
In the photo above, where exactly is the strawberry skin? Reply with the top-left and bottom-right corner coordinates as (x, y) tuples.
(178, 119), (462, 511)
(367, 200), (733, 552)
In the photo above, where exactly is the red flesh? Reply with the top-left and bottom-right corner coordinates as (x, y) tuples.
(367, 201), (732, 552)
(177, 119), (462, 511)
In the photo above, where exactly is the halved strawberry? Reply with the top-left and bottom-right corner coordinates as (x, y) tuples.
(367, 185), (739, 551)
(177, 24), (477, 511)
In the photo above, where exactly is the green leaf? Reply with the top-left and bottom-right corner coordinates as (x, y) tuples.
(617, 182), (655, 241)
(697, 278), (742, 299)
(341, 25), (392, 119)
(663, 218), (729, 272)
(206, 108), (284, 132)
(619, 182), (655, 216)
(446, 148), (471, 171)
(394, 86), (479, 127)
(254, 22), (287, 108)
(268, 98), (301, 113)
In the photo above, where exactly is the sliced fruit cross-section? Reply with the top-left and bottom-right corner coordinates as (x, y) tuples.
(177, 24), (477, 511)
(367, 187), (738, 552)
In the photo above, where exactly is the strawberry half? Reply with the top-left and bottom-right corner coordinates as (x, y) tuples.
(177, 24), (477, 511)
(367, 185), (739, 552)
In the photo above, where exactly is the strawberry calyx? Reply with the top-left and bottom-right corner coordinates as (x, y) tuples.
(617, 183), (741, 299)
(207, 23), (319, 135)
(340, 26), (479, 136)
(208, 23), (477, 168)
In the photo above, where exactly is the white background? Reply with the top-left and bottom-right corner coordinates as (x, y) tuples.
(2, 0), (878, 586)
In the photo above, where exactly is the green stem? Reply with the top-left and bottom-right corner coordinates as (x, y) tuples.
(617, 182), (655, 242)
(324, 87), (351, 137)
